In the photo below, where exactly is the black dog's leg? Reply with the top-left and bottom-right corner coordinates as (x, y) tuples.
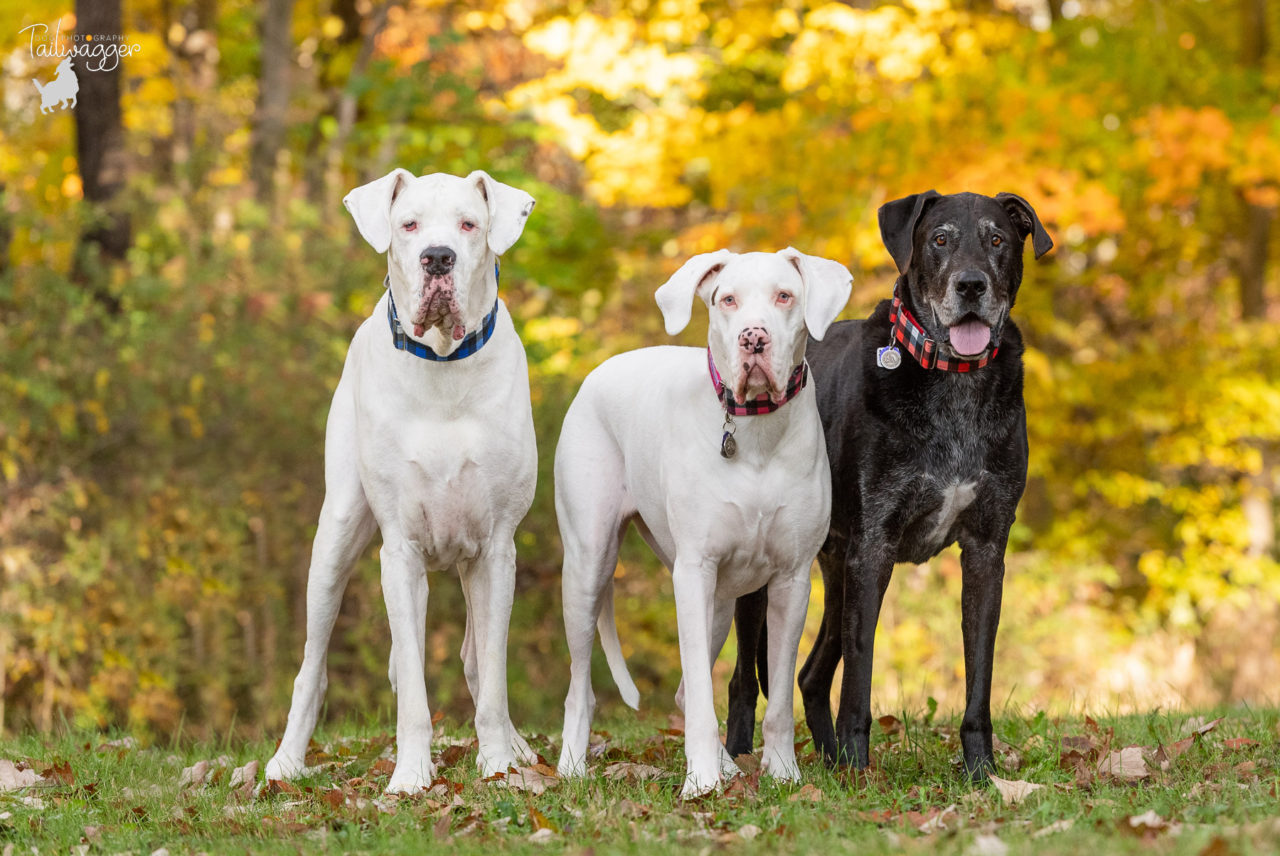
(798, 551), (843, 761)
(726, 585), (768, 757)
(835, 546), (894, 768)
(958, 534), (1007, 781)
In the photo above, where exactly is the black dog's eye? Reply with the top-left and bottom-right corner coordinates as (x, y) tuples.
(991, 236), (1003, 247)
(934, 235), (947, 247)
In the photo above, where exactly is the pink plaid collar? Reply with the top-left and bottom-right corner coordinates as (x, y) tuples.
(888, 285), (998, 373)
(707, 348), (808, 416)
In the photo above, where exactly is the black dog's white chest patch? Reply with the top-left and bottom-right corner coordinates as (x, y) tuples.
(925, 480), (978, 546)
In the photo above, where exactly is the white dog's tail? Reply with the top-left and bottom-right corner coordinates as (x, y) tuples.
(597, 581), (639, 709)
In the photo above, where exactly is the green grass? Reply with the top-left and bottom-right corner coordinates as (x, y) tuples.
(3, 708), (1279, 854)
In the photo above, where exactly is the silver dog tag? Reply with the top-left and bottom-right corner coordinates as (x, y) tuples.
(877, 345), (902, 370)
(721, 431), (737, 459)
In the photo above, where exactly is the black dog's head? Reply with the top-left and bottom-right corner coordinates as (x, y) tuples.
(878, 191), (1053, 358)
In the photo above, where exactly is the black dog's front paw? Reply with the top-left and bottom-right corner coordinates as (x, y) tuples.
(960, 725), (996, 783)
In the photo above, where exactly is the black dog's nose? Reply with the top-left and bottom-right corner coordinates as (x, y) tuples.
(955, 271), (988, 300)
(420, 245), (456, 275)
(738, 327), (770, 355)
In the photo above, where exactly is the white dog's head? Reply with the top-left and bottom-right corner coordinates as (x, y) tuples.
(656, 249), (852, 405)
(344, 169), (535, 346)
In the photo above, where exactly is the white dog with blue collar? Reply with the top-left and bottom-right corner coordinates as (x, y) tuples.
(265, 168), (538, 793)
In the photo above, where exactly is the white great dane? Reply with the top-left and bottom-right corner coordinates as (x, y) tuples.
(555, 248), (852, 798)
(265, 169), (538, 793)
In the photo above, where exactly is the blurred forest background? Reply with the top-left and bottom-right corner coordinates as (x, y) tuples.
(0, 0), (1278, 740)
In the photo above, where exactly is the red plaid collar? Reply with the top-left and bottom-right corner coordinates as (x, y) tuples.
(888, 285), (998, 372)
(707, 348), (808, 416)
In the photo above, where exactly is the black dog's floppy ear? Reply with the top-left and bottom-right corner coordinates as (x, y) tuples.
(996, 192), (1054, 259)
(878, 190), (942, 274)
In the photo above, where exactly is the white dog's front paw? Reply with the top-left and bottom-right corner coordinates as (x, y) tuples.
(509, 728), (538, 765)
(477, 746), (517, 778)
(264, 753), (304, 781)
(761, 748), (801, 783)
(385, 761), (438, 794)
(680, 765), (724, 800)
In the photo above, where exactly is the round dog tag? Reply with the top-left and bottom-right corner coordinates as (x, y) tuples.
(721, 431), (737, 459)
(877, 345), (902, 370)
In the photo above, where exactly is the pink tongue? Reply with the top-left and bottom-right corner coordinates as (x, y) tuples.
(452, 324), (465, 341)
(413, 323), (426, 337)
(948, 319), (991, 356)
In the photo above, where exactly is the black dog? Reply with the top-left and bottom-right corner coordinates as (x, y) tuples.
(726, 191), (1052, 779)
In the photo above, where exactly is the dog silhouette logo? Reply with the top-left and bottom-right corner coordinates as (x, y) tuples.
(32, 57), (78, 113)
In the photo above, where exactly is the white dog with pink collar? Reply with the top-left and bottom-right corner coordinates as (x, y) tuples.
(554, 248), (851, 798)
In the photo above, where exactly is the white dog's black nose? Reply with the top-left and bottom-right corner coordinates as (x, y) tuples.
(421, 245), (456, 276)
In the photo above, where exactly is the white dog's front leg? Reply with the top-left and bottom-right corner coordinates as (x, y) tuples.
(673, 557), (724, 799)
(380, 541), (437, 794)
(759, 568), (812, 783)
(462, 541), (528, 775)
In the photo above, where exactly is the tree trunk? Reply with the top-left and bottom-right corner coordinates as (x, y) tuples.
(1241, 0), (1268, 67)
(1240, 201), (1273, 320)
(249, 0), (296, 205)
(1046, 0), (1064, 24)
(73, 0), (130, 292)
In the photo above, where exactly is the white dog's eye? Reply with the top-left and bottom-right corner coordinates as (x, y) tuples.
(777, 291), (793, 305)
(720, 295), (736, 307)
(461, 220), (477, 232)
(403, 221), (417, 232)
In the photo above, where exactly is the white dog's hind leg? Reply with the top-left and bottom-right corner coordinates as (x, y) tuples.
(555, 413), (631, 777)
(674, 594), (735, 715)
(759, 567), (812, 783)
(381, 539), (437, 793)
(266, 391), (376, 782)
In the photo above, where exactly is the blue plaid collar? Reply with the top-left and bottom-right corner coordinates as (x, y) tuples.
(385, 274), (500, 362)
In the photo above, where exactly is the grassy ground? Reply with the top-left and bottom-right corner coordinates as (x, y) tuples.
(2, 707), (1278, 855)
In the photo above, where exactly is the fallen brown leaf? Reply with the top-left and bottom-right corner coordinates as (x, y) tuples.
(602, 762), (665, 782)
(1097, 746), (1150, 780)
(1222, 738), (1259, 751)
(1181, 717), (1223, 737)
(40, 760), (74, 786)
(788, 783), (824, 803)
(878, 715), (904, 736)
(989, 774), (1045, 806)
(496, 765), (558, 795)
(0, 760), (44, 791)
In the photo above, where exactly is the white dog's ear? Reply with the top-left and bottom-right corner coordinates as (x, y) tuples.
(469, 170), (536, 256)
(343, 168), (416, 253)
(654, 249), (735, 336)
(779, 248), (852, 341)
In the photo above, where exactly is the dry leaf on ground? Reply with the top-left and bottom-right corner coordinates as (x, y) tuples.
(1098, 746), (1150, 780)
(1181, 717), (1223, 737)
(1033, 819), (1075, 839)
(789, 783), (824, 803)
(0, 760), (44, 791)
(494, 765), (558, 795)
(989, 774), (1045, 806)
(602, 762), (665, 782)
(967, 833), (1009, 856)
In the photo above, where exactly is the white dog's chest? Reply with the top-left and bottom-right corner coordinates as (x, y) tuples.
(363, 410), (533, 567)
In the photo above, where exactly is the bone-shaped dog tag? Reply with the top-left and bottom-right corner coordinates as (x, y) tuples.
(877, 345), (902, 370)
